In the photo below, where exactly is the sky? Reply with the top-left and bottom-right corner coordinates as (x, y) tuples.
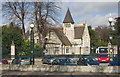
(0, 0), (119, 31)
(57, 2), (118, 28)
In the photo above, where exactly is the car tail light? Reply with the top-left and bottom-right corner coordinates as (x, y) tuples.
(20, 60), (23, 62)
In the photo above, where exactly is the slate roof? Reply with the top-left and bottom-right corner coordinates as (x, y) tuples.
(55, 26), (85, 39)
(25, 25), (85, 46)
(50, 28), (72, 46)
(63, 8), (74, 24)
(74, 26), (85, 39)
(50, 25), (85, 46)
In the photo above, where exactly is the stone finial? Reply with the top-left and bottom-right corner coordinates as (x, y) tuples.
(108, 42), (111, 48)
(11, 41), (15, 45)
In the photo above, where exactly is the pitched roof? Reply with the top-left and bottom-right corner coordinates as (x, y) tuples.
(74, 27), (85, 39)
(51, 28), (72, 46)
(54, 25), (85, 39)
(63, 8), (74, 24)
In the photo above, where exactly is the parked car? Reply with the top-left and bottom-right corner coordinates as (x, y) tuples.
(12, 56), (31, 65)
(77, 56), (100, 66)
(77, 56), (87, 66)
(12, 59), (19, 64)
(47, 57), (55, 64)
(0, 59), (9, 64)
(42, 57), (55, 64)
(98, 54), (109, 62)
(52, 58), (78, 66)
(0, 61), (2, 64)
(69, 57), (79, 63)
(42, 58), (49, 64)
(108, 56), (119, 66)
(86, 57), (100, 66)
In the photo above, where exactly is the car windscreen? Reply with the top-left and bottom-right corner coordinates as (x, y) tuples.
(99, 48), (108, 53)
(88, 57), (97, 61)
(99, 55), (108, 57)
(21, 57), (29, 59)
(58, 59), (73, 63)
(80, 57), (88, 61)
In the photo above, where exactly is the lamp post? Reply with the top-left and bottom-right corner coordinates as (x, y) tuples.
(30, 23), (34, 65)
(108, 13), (114, 60)
(91, 46), (94, 54)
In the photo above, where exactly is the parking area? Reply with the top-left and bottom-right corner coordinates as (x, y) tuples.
(5, 55), (113, 66)
(6, 57), (110, 66)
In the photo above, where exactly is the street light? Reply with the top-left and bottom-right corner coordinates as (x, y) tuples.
(108, 13), (114, 60)
(91, 46), (94, 53)
(108, 13), (113, 24)
(30, 23), (34, 65)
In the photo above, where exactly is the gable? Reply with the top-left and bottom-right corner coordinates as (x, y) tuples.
(50, 28), (72, 46)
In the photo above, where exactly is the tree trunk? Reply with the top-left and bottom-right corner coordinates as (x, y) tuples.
(34, 2), (42, 45)
(22, 20), (25, 39)
(21, 2), (25, 39)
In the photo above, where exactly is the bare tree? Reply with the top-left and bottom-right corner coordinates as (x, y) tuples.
(33, 2), (60, 46)
(2, 2), (30, 39)
(95, 26), (109, 42)
(2, 1), (60, 45)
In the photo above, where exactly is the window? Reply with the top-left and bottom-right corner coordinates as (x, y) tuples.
(99, 48), (108, 53)
(37, 39), (39, 43)
(65, 23), (70, 27)
(55, 47), (59, 51)
(66, 47), (69, 53)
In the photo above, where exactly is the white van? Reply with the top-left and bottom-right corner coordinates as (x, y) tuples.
(96, 47), (108, 54)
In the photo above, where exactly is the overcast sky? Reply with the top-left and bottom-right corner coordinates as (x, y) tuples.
(0, 0), (119, 31)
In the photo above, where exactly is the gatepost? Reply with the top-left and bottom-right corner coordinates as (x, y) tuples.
(11, 41), (15, 60)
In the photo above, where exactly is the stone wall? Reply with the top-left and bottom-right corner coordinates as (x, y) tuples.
(1, 64), (120, 73)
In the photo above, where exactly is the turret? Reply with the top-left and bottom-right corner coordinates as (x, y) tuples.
(63, 8), (74, 42)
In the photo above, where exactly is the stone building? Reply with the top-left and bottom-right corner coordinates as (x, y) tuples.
(45, 8), (90, 55)
(26, 8), (90, 55)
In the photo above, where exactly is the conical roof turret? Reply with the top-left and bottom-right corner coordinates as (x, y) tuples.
(63, 8), (74, 24)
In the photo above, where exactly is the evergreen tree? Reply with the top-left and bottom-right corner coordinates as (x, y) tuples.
(2, 22), (24, 58)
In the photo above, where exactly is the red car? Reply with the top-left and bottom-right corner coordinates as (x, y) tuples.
(0, 59), (9, 64)
(98, 54), (109, 62)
